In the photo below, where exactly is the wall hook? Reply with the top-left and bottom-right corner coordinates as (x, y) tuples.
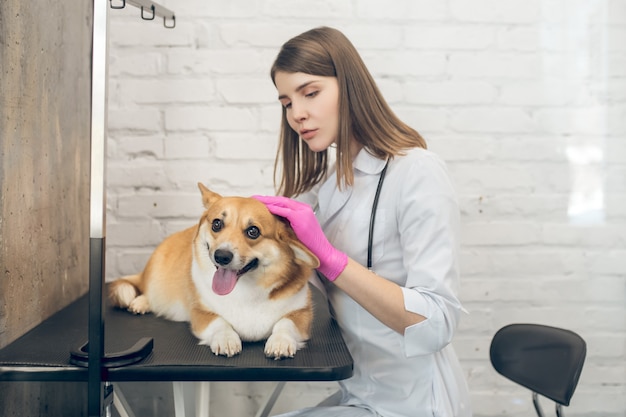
(110, 0), (126, 9)
(110, 0), (174, 29)
(164, 15), (176, 29)
(141, 5), (156, 20)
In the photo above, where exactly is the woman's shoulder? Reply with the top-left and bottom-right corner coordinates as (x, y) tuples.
(295, 188), (319, 207)
(391, 147), (456, 195)
(393, 147), (448, 173)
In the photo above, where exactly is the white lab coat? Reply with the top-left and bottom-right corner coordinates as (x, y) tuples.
(299, 148), (472, 417)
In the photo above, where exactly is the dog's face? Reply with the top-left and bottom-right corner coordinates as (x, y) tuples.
(193, 183), (319, 296)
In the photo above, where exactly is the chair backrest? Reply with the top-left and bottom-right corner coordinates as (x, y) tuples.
(490, 323), (586, 406)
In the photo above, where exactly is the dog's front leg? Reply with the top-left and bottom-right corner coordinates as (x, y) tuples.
(191, 308), (242, 357)
(265, 317), (307, 360)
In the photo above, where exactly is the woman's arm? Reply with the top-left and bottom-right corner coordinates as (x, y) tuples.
(333, 258), (426, 334)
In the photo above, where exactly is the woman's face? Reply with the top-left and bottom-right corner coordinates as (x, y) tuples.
(274, 71), (340, 153)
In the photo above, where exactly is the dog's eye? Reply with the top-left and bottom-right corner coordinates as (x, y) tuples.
(212, 219), (223, 232)
(246, 226), (260, 239)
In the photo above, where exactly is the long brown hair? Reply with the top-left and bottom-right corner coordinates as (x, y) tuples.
(271, 26), (427, 197)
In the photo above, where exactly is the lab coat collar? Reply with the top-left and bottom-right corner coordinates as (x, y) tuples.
(353, 148), (388, 175)
(317, 148), (387, 226)
(318, 172), (351, 226)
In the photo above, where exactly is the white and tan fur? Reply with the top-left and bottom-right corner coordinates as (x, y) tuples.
(109, 183), (319, 359)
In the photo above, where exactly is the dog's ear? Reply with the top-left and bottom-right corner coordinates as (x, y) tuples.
(197, 182), (222, 208)
(290, 240), (320, 269)
(277, 222), (320, 269)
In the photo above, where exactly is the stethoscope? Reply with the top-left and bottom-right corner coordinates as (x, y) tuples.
(367, 159), (389, 270)
(313, 158), (389, 271)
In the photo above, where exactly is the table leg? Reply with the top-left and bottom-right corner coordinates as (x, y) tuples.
(196, 381), (210, 416)
(255, 381), (286, 417)
(173, 381), (210, 417)
(112, 384), (137, 417)
(173, 382), (193, 417)
(172, 381), (283, 417)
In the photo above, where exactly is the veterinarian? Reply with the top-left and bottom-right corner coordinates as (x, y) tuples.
(254, 26), (471, 417)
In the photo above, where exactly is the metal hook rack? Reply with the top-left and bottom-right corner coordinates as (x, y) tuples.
(109, 0), (175, 28)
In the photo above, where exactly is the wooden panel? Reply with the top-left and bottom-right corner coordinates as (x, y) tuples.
(0, 0), (92, 414)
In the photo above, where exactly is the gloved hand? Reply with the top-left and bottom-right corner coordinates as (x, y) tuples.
(252, 195), (348, 281)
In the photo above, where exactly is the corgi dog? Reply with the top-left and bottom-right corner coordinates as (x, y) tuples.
(109, 183), (319, 359)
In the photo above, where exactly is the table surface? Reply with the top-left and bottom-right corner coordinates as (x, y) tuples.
(0, 285), (353, 383)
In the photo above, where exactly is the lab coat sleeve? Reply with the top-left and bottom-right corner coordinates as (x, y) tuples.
(396, 154), (464, 358)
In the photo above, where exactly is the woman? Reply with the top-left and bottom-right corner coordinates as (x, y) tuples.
(254, 27), (471, 417)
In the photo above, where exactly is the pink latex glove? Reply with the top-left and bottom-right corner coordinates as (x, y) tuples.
(252, 195), (348, 281)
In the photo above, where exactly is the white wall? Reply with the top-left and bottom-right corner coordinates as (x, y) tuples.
(105, 1), (626, 416)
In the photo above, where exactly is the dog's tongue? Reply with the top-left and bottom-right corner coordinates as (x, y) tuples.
(212, 267), (238, 295)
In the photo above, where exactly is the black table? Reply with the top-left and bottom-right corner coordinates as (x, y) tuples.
(0, 285), (353, 415)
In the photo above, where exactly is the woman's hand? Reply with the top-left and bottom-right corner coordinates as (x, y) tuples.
(252, 195), (348, 280)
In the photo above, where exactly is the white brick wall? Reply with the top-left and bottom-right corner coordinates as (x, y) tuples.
(105, 1), (626, 415)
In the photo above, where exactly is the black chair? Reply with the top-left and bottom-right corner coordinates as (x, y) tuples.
(490, 323), (586, 417)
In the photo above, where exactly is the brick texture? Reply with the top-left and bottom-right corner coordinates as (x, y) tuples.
(106, 1), (626, 415)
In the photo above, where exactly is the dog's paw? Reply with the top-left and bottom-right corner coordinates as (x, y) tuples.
(208, 329), (242, 357)
(264, 317), (307, 360)
(109, 280), (138, 308)
(128, 295), (150, 315)
(198, 318), (242, 357)
(264, 333), (299, 360)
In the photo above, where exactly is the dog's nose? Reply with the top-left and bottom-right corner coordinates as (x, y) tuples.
(214, 249), (233, 266)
